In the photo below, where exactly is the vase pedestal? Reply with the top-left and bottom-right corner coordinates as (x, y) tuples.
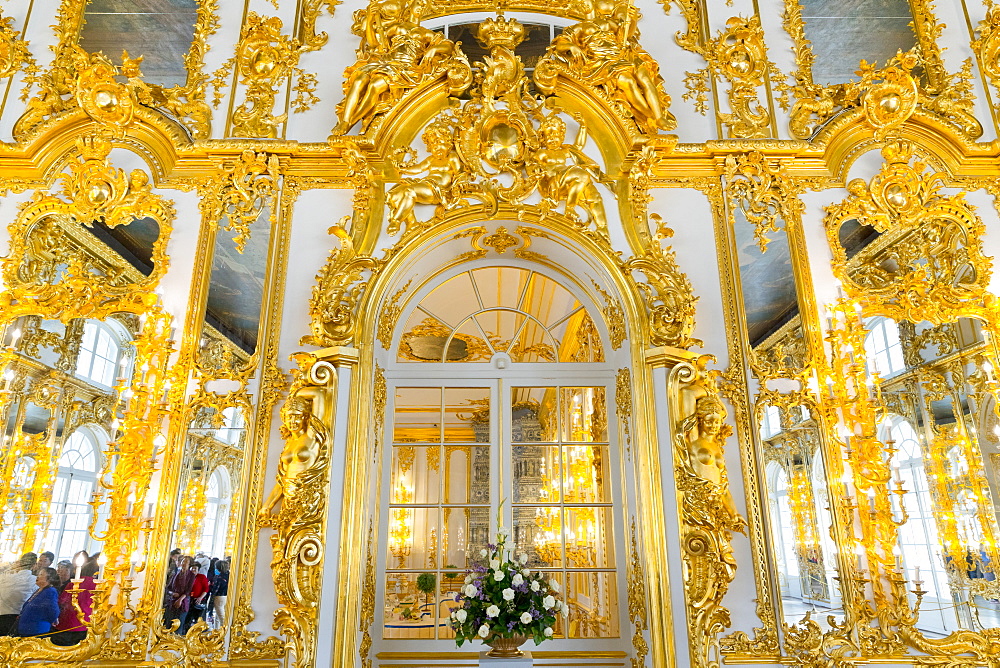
(479, 650), (533, 667)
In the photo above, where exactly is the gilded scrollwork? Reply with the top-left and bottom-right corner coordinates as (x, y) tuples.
(200, 149), (281, 253)
(380, 16), (613, 241)
(826, 141), (990, 323)
(781, 0), (980, 141)
(625, 213), (700, 349)
(303, 221), (384, 348)
(0, 11), (36, 82)
(670, 356), (746, 668)
(535, 0), (675, 133)
(2, 135), (173, 319)
(678, 12), (782, 139)
(259, 353), (337, 668)
(212, 4), (335, 139)
(332, 0), (472, 135)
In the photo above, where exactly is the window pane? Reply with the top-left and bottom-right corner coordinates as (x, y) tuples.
(442, 446), (489, 505)
(511, 387), (557, 442)
(443, 388), (490, 443)
(562, 445), (610, 504)
(390, 446), (440, 504)
(513, 445), (561, 503)
(393, 388), (441, 443)
(566, 571), (619, 638)
(383, 573), (437, 639)
(561, 387), (607, 442)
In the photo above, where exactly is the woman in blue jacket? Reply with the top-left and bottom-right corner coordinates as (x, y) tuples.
(17, 567), (60, 637)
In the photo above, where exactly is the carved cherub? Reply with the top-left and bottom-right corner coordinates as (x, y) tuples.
(385, 120), (464, 235)
(535, 0), (674, 132)
(333, 0), (470, 135)
(533, 114), (608, 237)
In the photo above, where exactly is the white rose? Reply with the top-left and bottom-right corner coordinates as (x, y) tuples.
(522, 568), (530, 576)
(498, 526), (508, 536)
(530, 580), (540, 592)
(544, 626), (554, 637)
(478, 624), (490, 638)
(456, 609), (467, 623)
(494, 570), (505, 581)
(520, 611), (533, 624)
(480, 549), (488, 557)
(543, 595), (555, 609)
(464, 584), (478, 597)
(520, 553), (529, 564)
(464, 575), (472, 584)
(486, 604), (500, 618)
(512, 573), (523, 586)
(502, 588), (515, 601)
(548, 578), (560, 593)
(490, 559), (500, 570)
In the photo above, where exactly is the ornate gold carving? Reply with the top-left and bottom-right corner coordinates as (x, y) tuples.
(682, 14), (781, 138)
(617, 368), (633, 457)
(202, 150), (281, 253)
(723, 151), (795, 252)
(2, 135), (173, 320)
(332, 0), (472, 135)
(974, 4), (1000, 117)
(593, 280), (626, 349)
(304, 221), (384, 347)
(624, 214), (700, 349)
(377, 278), (413, 349)
(627, 519), (649, 668)
(259, 353), (338, 668)
(375, 16), (615, 240)
(670, 356), (747, 668)
(0, 11), (36, 81)
(536, 0), (676, 133)
(359, 521), (376, 668)
(826, 142), (990, 322)
(781, 0), (980, 140)
(213, 5), (334, 138)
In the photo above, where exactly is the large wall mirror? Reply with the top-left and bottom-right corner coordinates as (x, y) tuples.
(0, 138), (173, 656)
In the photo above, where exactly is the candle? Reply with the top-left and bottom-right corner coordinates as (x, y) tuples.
(914, 565), (921, 582)
(74, 553), (85, 580)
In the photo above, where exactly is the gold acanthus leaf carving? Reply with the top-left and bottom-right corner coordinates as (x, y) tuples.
(0, 12), (36, 81)
(1, 135), (174, 319)
(16, 45), (162, 139)
(303, 220), (383, 348)
(535, 0), (676, 133)
(825, 141), (992, 323)
(212, 6), (332, 139)
(680, 14), (782, 139)
(723, 151), (795, 253)
(670, 356), (747, 668)
(624, 214), (700, 349)
(627, 519), (649, 668)
(332, 0), (472, 135)
(202, 150), (281, 253)
(259, 353), (338, 668)
(974, 5), (1000, 116)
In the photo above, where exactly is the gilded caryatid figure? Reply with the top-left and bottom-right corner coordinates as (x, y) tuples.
(533, 114), (609, 237)
(534, 0), (676, 133)
(332, 0), (472, 135)
(260, 356), (336, 517)
(685, 395), (742, 526)
(386, 119), (464, 236)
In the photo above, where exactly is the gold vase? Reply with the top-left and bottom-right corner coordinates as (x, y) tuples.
(486, 635), (527, 658)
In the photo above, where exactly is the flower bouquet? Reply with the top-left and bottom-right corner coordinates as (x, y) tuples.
(450, 528), (565, 657)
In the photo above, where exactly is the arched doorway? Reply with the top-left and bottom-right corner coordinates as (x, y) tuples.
(374, 260), (629, 655)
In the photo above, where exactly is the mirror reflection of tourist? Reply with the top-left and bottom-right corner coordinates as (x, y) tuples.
(164, 555), (196, 633)
(17, 567), (60, 638)
(0, 553), (38, 636)
(51, 555), (97, 646)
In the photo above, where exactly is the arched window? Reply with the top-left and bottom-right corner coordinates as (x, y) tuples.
(766, 463), (801, 601)
(216, 407), (244, 446)
(885, 417), (957, 634)
(44, 430), (101, 560)
(760, 405), (782, 440)
(380, 263), (622, 649)
(199, 467), (231, 558)
(76, 320), (127, 387)
(864, 317), (905, 378)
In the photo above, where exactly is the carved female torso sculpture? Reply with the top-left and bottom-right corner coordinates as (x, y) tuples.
(260, 381), (334, 516)
(686, 394), (741, 524)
